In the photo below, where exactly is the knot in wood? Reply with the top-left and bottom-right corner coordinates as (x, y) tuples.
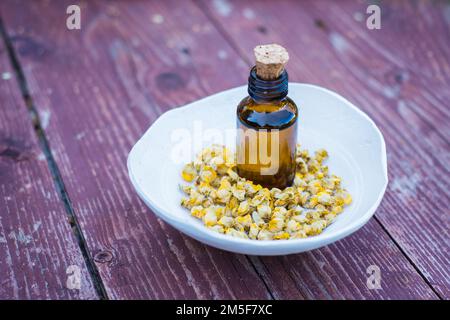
(94, 250), (113, 263)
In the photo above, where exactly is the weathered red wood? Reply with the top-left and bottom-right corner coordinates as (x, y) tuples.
(0, 36), (97, 299)
(0, 0), (269, 299)
(199, 0), (450, 298)
(0, 0), (440, 299)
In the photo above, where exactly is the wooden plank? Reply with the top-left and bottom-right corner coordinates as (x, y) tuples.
(0, 0), (269, 299)
(199, 0), (450, 298)
(0, 0), (439, 299)
(0, 30), (97, 299)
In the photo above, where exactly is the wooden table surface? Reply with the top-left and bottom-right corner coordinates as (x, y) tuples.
(0, 0), (448, 300)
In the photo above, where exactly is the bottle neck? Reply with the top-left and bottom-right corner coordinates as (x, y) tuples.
(248, 66), (288, 103)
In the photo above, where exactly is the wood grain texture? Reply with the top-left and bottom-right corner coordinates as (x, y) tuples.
(0, 33), (97, 299)
(199, 0), (450, 298)
(0, 0), (270, 299)
(0, 0), (441, 299)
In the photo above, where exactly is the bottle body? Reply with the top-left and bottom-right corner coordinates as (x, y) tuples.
(236, 96), (298, 189)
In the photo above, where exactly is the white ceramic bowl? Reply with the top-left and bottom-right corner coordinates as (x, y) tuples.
(128, 84), (388, 255)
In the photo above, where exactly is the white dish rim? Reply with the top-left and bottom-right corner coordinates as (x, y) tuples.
(127, 83), (388, 253)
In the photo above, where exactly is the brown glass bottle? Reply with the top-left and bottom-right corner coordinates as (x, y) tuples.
(237, 67), (298, 189)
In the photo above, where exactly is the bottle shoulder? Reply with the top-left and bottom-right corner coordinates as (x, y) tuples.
(237, 96), (298, 129)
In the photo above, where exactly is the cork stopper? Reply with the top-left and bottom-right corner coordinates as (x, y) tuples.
(254, 44), (289, 80)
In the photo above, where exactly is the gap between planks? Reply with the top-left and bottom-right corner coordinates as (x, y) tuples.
(0, 17), (109, 300)
(193, 0), (444, 300)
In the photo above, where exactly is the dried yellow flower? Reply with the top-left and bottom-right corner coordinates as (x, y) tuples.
(180, 145), (352, 240)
